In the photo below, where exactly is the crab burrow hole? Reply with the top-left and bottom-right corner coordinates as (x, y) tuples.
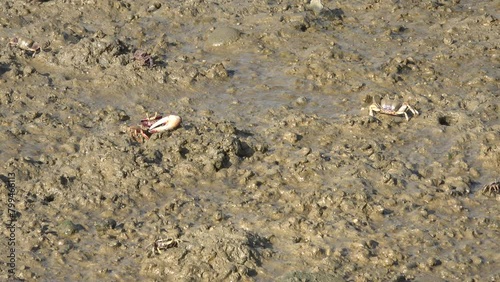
(438, 115), (454, 126)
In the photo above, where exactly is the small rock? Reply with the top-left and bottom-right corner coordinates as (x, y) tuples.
(207, 27), (241, 47)
(283, 132), (299, 143)
(294, 96), (309, 106)
(23, 66), (35, 76)
(58, 220), (78, 236)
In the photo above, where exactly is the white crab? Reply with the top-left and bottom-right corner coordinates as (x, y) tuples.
(147, 237), (182, 256)
(369, 95), (419, 121)
(8, 37), (48, 57)
(128, 113), (181, 143)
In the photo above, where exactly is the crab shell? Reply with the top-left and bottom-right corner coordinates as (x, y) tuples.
(148, 115), (182, 133)
(380, 99), (403, 112)
(369, 95), (419, 121)
(9, 37), (42, 57)
(11, 37), (34, 48)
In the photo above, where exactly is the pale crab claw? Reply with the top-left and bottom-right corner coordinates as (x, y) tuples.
(148, 115), (182, 133)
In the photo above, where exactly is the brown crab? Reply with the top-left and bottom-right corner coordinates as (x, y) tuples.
(128, 113), (181, 142)
(369, 95), (419, 121)
(8, 37), (48, 57)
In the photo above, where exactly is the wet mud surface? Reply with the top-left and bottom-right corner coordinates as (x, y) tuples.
(0, 0), (499, 281)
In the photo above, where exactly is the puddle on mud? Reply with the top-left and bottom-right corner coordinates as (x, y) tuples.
(0, 0), (499, 281)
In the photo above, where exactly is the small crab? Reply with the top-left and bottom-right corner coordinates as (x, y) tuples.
(481, 181), (499, 196)
(133, 50), (154, 68)
(369, 95), (419, 121)
(128, 113), (181, 142)
(147, 237), (182, 256)
(128, 112), (161, 142)
(8, 37), (48, 57)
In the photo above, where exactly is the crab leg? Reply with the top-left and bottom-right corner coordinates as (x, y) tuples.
(140, 112), (162, 127)
(148, 115), (182, 133)
(405, 104), (419, 116)
(369, 105), (377, 116)
(397, 103), (419, 121)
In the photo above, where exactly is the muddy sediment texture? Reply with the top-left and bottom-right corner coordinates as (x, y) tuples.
(0, 1), (499, 281)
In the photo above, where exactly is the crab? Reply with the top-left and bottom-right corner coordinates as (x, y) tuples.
(128, 112), (161, 142)
(128, 113), (181, 142)
(8, 37), (48, 57)
(369, 95), (419, 121)
(147, 237), (182, 256)
(481, 181), (499, 196)
(133, 50), (154, 68)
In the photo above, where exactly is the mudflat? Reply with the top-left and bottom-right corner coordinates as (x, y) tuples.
(0, 1), (498, 281)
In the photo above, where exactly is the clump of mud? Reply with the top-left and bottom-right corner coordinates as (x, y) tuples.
(141, 226), (269, 280)
(1, 0), (499, 281)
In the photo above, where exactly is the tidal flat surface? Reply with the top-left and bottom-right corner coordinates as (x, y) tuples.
(0, 0), (498, 281)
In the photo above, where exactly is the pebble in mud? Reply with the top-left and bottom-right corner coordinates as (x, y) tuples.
(56, 239), (74, 254)
(206, 27), (241, 47)
(294, 96), (309, 106)
(57, 220), (79, 236)
(283, 132), (299, 143)
(94, 218), (117, 232)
